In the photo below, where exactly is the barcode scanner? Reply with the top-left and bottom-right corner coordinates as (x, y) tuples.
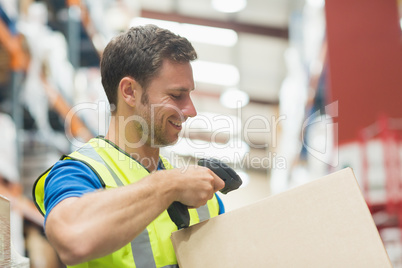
(167, 158), (243, 229)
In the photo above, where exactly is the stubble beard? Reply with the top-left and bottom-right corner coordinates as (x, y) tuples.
(135, 106), (179, 148)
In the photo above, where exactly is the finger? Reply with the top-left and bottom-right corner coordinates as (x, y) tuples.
(212, 173), (225, 192)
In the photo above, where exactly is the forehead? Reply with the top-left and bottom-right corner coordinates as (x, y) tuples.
(148, 59), (195, 91)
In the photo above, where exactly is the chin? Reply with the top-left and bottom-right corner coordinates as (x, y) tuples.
(166, 137), (179, 146)
(152, 136), (179, 148)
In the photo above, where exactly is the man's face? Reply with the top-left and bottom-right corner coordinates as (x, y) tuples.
(134, 59), (197, 147)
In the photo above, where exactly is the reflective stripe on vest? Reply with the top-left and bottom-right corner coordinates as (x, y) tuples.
(77, 143), (124, 187)
(196, 206), (211, 222)
(33, 137), (220, 268)
(132, 229), (157, 268)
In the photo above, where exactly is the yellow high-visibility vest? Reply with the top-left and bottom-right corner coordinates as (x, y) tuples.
(33, 137), (220, 268)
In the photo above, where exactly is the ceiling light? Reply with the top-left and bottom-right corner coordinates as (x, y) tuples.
(130, 17), (237, 47)
(306, 0), (325, 8)
(212, 0), (247, 13)
(192, 61), (240, 86)
(220, 88), (249, 108)
(180, 23), (237, 47)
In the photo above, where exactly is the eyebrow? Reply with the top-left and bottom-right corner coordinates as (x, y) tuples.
(169, 87), (195, 92)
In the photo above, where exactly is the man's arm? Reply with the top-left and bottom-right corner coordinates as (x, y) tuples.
(45, 166), (224, 266)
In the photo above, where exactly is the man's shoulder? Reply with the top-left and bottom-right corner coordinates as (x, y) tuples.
(46, 159), (102, 188)
(50, 158), (95, 174)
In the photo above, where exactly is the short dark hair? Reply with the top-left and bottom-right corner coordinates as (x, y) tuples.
(100, 24), (197, 108)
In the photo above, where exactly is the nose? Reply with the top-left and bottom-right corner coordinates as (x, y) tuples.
(182, 97), (197, 119)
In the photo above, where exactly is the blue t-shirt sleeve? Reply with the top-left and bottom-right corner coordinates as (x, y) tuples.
(44, 160), (103, 224)
(215, 193), (225, 214)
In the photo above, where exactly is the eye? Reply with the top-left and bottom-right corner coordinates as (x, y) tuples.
(170, 94), (181, 99)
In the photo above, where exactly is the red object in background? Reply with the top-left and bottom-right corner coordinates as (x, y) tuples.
(359, 115), (402, 232)
(325, 0), (402, 146)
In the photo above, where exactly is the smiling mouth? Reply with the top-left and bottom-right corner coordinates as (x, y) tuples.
(168, 120), (182, 129)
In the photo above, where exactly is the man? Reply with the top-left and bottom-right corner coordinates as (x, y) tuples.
(33, 25), (225, 267)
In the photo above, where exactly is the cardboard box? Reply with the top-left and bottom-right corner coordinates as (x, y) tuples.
(0, 195), (30, 267)
(171, 168), (392, 268)
(0, 195), (11, 266)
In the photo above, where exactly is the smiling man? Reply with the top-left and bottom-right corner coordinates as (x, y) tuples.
(33, 25), (225, 268)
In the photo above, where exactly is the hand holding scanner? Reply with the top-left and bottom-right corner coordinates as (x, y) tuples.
(167, 158), (242, 229)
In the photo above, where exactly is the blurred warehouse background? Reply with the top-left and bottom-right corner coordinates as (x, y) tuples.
(0, 0), (401, 267)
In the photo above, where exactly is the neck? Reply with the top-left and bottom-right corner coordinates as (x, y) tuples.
(105, 114), (160, 172)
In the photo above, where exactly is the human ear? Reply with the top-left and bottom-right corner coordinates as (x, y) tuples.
(119, 77), (137, 107)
